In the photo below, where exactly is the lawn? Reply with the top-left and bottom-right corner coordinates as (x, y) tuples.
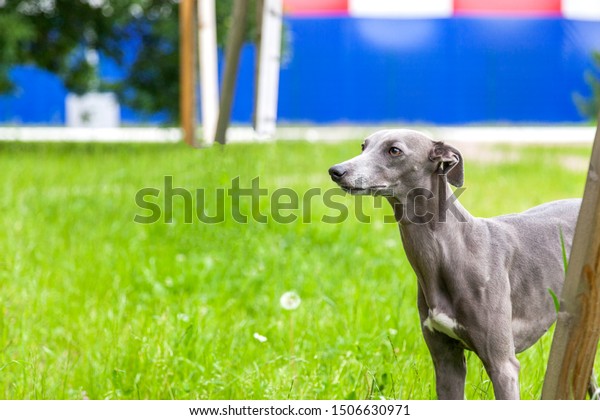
(0, 139), (597, 399)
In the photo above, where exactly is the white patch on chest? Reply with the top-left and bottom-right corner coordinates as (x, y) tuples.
(423, 309), (463, 341)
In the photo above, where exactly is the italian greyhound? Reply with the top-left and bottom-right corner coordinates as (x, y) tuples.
(329, 129), (595, 399)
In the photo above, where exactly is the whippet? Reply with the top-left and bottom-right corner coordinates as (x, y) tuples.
(329, 129), (595, 399)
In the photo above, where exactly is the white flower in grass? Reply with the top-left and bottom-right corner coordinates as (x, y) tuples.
(253, 332), (268, 343)
(177, 313), (190, 323)
(280, 291), (301, 310)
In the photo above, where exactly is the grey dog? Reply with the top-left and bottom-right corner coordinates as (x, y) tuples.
(329, 129), (595, 399)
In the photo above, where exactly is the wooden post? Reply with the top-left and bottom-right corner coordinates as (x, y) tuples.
(254, 0), (283, 138)
(214, 0), (249, 145)
(542, 116), (600, 399)
(179, 0), (198, 147)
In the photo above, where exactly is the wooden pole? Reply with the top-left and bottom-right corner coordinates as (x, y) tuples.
(179, 0), (198, 147)
(197, 0), (219, 144)
(214, 0), (248, 145)
(254, 0), (283, 138)
(542, 115), (600, 399)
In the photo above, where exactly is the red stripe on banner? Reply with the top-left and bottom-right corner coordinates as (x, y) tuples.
(454, 0), (561, 15)
(283, 0), (348, 16)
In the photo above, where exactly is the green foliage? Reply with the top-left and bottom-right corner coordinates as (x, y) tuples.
(548, 288), (560, 314)
(0, 10), (35, 91)
(0, 0), (258, 121)
(547, 227), (568, 314)
(574, 51), (600, 120)
(0, 139), (598, 399)
(0, 0), (126, 94)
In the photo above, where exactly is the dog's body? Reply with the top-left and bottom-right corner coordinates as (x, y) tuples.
(329, 129), (589, 399)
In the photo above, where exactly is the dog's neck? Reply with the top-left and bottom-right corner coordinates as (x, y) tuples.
(386, 174), (474, 311)
(386, 173), (473, 227)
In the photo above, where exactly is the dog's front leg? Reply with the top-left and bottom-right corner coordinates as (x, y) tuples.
(422, 327), (467, 399)
(481, 356), (520, 399)
(468, 303), (520, 399)
(418, 288), (466, 399)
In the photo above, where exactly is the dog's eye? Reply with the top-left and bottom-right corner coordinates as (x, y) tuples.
(389, 147), (403, 156)
(361, 143), (365, 152)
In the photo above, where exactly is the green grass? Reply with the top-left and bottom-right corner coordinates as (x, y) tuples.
(0, 140), (597, 399)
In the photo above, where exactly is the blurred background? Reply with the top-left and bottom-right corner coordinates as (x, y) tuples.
(0, 0), (599, 129)
(1, 0), (600, 401)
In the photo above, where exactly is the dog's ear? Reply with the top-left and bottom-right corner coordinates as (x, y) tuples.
(428, 141), (464, 187)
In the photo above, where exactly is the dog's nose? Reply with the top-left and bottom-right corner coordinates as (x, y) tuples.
(329, 165), (347, 182)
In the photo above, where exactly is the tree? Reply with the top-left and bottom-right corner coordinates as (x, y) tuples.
(0, 0), (257, 122)
(542, 114), (600, 400)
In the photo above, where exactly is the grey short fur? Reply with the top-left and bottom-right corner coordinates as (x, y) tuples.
(328, 129), (595, 399)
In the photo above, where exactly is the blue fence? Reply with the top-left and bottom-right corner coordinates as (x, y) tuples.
(1, 16), (600, 125)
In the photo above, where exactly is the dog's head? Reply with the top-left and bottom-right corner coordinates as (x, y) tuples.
(328, 129), (463, 197)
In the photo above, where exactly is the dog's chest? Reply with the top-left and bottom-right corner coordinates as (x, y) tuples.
(423, 309), (464, 342)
